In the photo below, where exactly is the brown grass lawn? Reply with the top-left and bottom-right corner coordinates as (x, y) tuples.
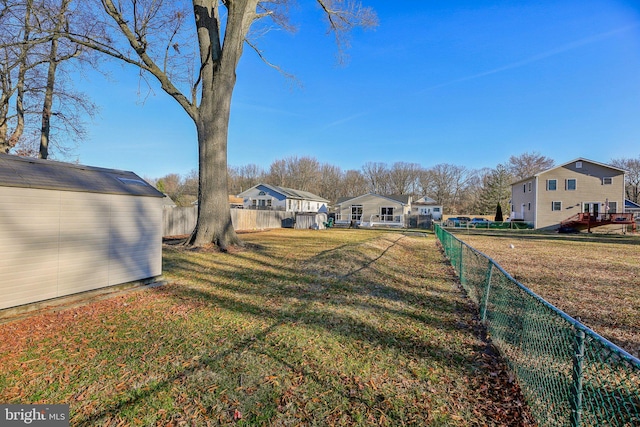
(452, 230), (640, 358)
(0, 229), (535, 426)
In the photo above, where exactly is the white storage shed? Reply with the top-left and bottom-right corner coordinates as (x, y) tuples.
(0, 153), (164, 310)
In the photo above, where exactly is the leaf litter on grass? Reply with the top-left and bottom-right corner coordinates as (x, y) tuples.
(1, 229), (534, 426)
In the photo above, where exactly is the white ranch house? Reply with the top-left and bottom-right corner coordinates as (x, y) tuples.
(237, 184), (329, 213)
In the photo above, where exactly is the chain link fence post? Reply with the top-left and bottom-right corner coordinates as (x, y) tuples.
(458, 239), (464, 283)
(570, 326), (585, 427)
(481, 260), (493, 324)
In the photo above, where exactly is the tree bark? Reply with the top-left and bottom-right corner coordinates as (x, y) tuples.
(187, 0), (257, 248)
(40, 38), (58, 159)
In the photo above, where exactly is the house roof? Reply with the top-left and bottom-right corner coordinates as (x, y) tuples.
(0, 153), (163, 197)
(238, 183), (329, 203)
(511, 157), (627, 186)
(413, 195), (439, 205)
(336, 193), (411, 206)
(625, 199), (640, 209)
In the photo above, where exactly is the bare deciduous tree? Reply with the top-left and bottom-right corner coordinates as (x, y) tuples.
(507, 151), (554, 181)
(420, 163), (475, 214)
(388, 161), (422, 196)
(341, 169), (368, 198)
(317, 162), (344, 204)
(0, 0), (96, 158)
(67, 0), (376, 249)
(611, 156), (640, 204)
(228, 163), (265, 194)
(361, 161), (389, 194)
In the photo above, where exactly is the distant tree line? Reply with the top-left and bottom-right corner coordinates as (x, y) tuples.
(151, 152), (640, 215)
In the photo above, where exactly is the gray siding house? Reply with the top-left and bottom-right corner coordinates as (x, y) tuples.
(0, 153), (164, 310)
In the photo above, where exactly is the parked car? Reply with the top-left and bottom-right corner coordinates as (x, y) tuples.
(470, 217), (491, 227)
(445, 216), (471, 227)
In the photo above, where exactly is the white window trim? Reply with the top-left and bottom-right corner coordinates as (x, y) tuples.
(380, 207), (395, 221)
(602, 177), (613, 185)
(552, 201), (562, 211)
(547, 179), (557, 191)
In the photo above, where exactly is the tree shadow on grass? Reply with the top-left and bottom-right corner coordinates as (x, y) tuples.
(74, 232), (526, 425)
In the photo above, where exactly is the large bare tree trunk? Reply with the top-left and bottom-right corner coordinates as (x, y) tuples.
(187, 0), (256, 248)
(189, 79), (241, 248)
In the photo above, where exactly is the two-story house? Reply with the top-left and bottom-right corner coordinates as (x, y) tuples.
(511, 158), (630, 231)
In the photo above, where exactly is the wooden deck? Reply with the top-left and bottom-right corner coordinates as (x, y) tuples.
(560, 212), (636, 232)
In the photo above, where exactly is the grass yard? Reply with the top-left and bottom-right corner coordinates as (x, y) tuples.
(452, 230), (640, 358)
(0, 229), (533, 426)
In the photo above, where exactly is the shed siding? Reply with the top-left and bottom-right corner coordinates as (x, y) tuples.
(107, 195), (162, 285)
(0, 187), (162, 310)
(57, 192), (110, 295)
(0, 187), (61, 308)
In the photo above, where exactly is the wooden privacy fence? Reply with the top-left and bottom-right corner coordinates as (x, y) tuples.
(163, 207), (310, 236)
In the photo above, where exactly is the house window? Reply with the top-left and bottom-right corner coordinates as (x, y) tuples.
(267, 200), (272, 207)
(547, 179), (557, 191)
(528, 203), (531, 211)
(523, 184), (526, 193)
(602, 177), (613, 185)
(576, 161), (582, 168)
(552, 201), (562, 211)
(258, 191), (266, 195)
(566, 179), (577, 190)
(252, 200), (257, 207)
(433, 207), (440, 212)
(351, 205), (363, 221)
(381, 207), (394, 222)
(527, 182), (532, 192)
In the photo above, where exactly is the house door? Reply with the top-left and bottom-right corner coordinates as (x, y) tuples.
(583, 202), (599, 218)
(351, 205), (363, 221)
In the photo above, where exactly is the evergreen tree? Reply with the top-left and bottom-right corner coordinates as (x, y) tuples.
(495, 203), (504, 222)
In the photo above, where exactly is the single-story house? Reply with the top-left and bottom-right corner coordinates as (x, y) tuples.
(410, 196), (443, 220)
(510, 158), (631, 231)
(237, 183), (329, 213)
(0, 153), (164, 311)
(334, 193), (412, 227)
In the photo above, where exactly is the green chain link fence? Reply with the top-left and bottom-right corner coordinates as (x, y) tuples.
(434, 224), (640, 426)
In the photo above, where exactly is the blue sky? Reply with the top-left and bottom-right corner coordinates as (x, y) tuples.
(76, 0), (640, 179)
